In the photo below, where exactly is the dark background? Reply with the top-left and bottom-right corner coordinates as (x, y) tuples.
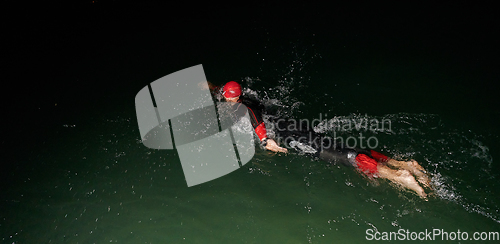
(2, 2), (500, 242)
(3, 0), (499, 179)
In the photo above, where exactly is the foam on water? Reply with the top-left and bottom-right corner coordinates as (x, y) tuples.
(242, 61), (499, 223)
(233, 47), (500, 230)
(311, 112), (500, 223)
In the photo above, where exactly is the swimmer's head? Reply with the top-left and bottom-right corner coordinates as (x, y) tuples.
(223, 81), (241, 101)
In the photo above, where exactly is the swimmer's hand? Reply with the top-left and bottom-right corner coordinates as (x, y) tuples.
(207, 81), (217, 90)
(265, 139), (288, 153)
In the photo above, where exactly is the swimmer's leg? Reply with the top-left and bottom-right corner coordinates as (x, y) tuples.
(377, 164), (427, 199)
(385, 159), (431, 188)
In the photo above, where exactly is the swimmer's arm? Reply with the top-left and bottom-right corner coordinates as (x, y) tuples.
(207, 81), (217, 91)
(205, 81), (223, 100)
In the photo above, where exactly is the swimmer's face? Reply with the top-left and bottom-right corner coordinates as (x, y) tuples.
(224, 96), (240, 103)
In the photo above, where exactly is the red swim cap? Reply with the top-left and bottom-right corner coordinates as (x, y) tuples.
(223, 81), (242, 98)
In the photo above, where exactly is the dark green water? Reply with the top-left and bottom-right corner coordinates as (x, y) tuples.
(3, 2), (499, 243)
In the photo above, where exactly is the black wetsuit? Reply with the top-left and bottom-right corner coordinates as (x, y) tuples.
(238, 96), (268, 141)
(213, 88), (386, 169)
(272, 118), (374, 167)
(237, 96), (379, 167)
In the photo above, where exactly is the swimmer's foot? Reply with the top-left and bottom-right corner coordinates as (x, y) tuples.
(406, 160), (432, 189)
(416, 186), (428, 200)
(418, 176), (432, 189)
(422, 195), (429, 201)
(408, 160), (425, 172)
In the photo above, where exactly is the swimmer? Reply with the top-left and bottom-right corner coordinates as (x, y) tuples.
(212, 81), (431, 199)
